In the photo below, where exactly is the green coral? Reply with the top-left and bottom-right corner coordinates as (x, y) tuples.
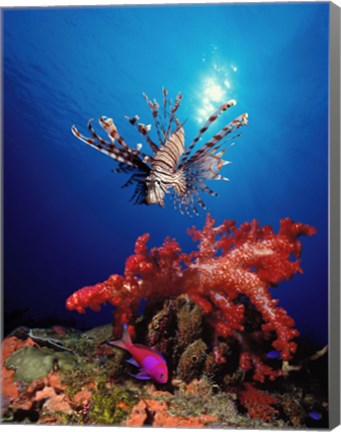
(100, 348), (127, 380)
(62, 358), (101, 395)
(89, 385), (137, 425)
(5, 346), (77, 384)
(54, 351), (78, 371)
(81, 324), (114, 344)
(62, 349), (126, 400)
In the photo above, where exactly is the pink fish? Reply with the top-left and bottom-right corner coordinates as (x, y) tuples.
(110, 324), (168, 383)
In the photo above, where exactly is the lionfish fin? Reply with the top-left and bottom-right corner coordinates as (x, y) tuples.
(125, 114), (159, 155)
(179, 99), (237, 167)
(71, 124), (135, 167)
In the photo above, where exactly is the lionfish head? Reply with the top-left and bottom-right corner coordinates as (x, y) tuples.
(145, 173), (167, 207)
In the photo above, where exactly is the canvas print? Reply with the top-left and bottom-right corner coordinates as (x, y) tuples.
(1, 2), (331, 428)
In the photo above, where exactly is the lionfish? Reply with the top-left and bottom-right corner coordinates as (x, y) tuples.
(71, 89), (248, 215)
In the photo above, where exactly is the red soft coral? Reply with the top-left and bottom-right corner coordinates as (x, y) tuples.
(66, 234), (184, 337)
(239, 383), (279, 421)
(66, 214), (315, 378)
(183, 215), (315, 362)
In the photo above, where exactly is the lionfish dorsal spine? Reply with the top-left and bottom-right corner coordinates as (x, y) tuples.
(185, 113), (248, 168)
(125, 114), (160, 155)
(179, 99), (237, 169)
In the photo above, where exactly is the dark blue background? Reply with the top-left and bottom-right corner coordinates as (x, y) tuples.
(3, 3), (329, 344)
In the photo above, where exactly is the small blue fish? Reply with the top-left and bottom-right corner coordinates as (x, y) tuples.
(266, 350), (281, 359)
(309, 411), (322, 421)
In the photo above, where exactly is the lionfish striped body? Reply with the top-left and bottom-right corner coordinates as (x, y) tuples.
(71, 89), (248, 215)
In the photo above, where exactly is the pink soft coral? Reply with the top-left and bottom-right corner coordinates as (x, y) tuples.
(66, 215), (315, 381)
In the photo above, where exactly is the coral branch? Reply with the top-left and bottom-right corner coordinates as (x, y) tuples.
(239, 383), (279, 421)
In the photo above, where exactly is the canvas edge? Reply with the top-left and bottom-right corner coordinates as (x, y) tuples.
(0, 3), (338, 431)
(329, 2), (341, 430)
(0, 8), (4, 345)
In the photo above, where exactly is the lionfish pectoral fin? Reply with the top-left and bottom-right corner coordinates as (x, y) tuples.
(71, 125), (87, 142)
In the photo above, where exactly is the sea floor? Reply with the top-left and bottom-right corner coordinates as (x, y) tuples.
(1, 296), (328, 428)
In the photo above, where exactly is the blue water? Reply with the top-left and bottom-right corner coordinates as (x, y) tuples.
(3, 3), (329, 345)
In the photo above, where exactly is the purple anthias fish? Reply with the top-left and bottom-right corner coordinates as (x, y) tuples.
(109, 324), (168, 384)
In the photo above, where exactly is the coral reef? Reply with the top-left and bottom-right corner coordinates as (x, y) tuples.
(1, 330), (132, 425)
(3, 215), (326, 427)
(66, 214), (316, 382)
(1, 317), (328, 427)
